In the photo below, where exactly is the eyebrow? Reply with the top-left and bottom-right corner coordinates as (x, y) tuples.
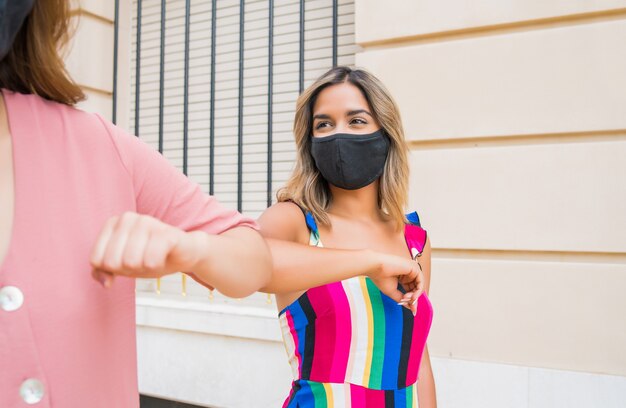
(313, 113), (331, 120)
(313, 109), (373, 120)
(347, 109), (373, 117)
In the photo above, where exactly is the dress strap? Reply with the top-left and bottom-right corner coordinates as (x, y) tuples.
(284, 200), (321, 244)
(406, 211), (421, 227)
(404, 211), (427, 258)
(304, 212), (319, 235)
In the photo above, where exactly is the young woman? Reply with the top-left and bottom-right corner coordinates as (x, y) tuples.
(259, 67), (437, 407)
(0, 1), (270, 406)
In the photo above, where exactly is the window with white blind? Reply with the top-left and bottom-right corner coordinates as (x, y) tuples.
(128, 0), (358, 302)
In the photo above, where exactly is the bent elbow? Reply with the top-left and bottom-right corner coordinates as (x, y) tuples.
(224, 248), (273, 298)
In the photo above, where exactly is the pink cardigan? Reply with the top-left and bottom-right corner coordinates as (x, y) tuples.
(0, 90), (258, 407)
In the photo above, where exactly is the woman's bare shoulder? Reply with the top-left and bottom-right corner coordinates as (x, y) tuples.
(257, 201), (310, 245)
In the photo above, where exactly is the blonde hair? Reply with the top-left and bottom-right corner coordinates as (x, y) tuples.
(277, 66), (410, 230)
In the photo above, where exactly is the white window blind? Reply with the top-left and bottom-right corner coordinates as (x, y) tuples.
(129, 0), (357, 302)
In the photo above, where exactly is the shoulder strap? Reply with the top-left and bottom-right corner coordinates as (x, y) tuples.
(285, 199), (320, 237)
(304, 212), (319, 235)
(406, 211), (421, 227)
(404, 211), (427, 258)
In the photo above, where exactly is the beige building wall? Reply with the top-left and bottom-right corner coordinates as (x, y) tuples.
(356, 0), (626, 405)
(69, 0), (132, 129)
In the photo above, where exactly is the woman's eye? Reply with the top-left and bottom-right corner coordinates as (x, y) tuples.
(350, 118), (367, 125)
(315, 121), (332, 129)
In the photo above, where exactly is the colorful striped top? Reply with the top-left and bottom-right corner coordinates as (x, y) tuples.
(279, 212), (433, 407)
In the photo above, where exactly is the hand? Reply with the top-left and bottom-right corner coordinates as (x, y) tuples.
(90, 212), (204, 287)
(366, 251), (424, 315)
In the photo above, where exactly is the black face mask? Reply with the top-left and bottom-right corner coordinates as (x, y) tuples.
(310, 129), (390, 190)
(0, 0), (35, 61)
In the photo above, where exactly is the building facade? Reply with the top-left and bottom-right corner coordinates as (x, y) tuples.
(69, 1), (626, 407)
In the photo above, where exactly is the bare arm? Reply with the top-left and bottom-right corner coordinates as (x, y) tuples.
(258, 202), (423, 305)
(417, 238), (437, 407)
(185, 226), (272, 298)
(90, 212), (272, 298)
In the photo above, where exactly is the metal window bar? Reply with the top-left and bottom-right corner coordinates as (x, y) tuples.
(267, 0), (274, 208)
(112, 0), (119, 125)
(158, 0), (166, 154)
(134, 0), (142, 138)
(209, 0), (217, 196)
(237, 0), (245, 213)
(181, 0), (192, 297)
(183, 0), (191, 176)
(299, 0), (305, 94)
(332, 0), (338, 67)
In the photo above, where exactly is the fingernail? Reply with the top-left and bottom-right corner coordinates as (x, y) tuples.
(397, 301), (408, 305)
(412, 299), (417, 306)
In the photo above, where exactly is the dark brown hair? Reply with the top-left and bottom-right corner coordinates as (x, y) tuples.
(0, 0), (84, 105)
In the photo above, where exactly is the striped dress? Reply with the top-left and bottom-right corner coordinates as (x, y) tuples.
(279, 212), (433, 407)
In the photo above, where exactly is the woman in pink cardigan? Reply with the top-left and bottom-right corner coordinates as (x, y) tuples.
(0, 1), (271, 406)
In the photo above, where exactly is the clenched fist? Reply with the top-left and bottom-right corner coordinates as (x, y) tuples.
(365, 250), (425, 315)
(90, 212), (205, 287)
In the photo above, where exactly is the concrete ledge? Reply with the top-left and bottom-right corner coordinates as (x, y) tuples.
(136, 294), (283, 343)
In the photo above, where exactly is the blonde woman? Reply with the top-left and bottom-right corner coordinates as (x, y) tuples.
(260, 66), (436, 407)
